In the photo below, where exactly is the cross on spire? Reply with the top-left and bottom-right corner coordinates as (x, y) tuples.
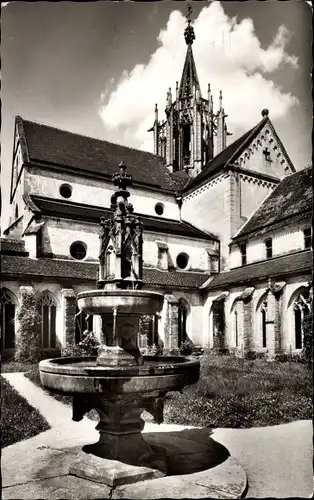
(184, 3), (195, 45)
(186, 3), (192, 25)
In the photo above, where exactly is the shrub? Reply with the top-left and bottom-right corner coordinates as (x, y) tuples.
(179, 340), (194, 356)
(61, 344), (85, 357)
(61, 331), (100, 357)
(15, 287), (42, 363)
(78, 330), (100, 355)
(302, 312), (313, 365)
(140, 343), (163, 356)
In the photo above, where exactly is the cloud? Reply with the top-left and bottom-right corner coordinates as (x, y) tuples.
(99, 1), (299, 153)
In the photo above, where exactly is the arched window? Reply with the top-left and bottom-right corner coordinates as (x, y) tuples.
(261, 299), (267, 348)
(38, 293), (57, 349)
(234, 310), (239, 347)
(75, 307), (93, 344)
(293, 290), (312, 350)
(0, 289), (16, 350)
(178, 299), (189, 346)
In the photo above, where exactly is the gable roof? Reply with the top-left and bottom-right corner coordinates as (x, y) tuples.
(29, 195), (216, 241)
(203, 250), (312, 290)
(16, 116), (182, 193)
(233, 167), (312, 241)
(183, 113), (294, 194)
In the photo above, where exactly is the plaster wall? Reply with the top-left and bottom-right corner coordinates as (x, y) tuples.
(240, 177), (274, 219)
(40, 217), (215, 272)
(236, 122), (293, 179)
(42, 218), (99, 261)
(230, 221), (312, 268)
(182, 174), (228, 268)
(24, 168), (180, 220)
(143, 231), (216, 272)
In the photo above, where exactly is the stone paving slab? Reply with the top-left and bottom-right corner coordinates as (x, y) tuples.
(112, 457), (246, 499)
(2, 475), (110, 500)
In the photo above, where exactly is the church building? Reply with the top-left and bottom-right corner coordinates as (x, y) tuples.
(1, 11), (312, 360)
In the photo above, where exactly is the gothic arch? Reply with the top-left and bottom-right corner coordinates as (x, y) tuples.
(287, 286), (312, 350)
(230, 297), (241, 348)
(255, 291), (268, 349)
(178, 298), (190, 346)
(37, 291), (58, 349)
(1, 288), (18, 351)
(256, 290), (269, 312)
(287, 285), (311, 310)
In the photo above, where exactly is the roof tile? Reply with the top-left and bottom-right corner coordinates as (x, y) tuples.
(1, 255), (209, 288)
(17, 117), (183, 192)
(204, 250), (312, 289)
(233, 167), (312, 240)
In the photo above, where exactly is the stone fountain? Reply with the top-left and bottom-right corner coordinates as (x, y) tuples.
(39, 162), (200, 485)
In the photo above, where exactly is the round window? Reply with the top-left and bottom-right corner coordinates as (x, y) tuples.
(155, 203), (164, 216)
(59, 184), (72, 199)
(176, 252), (189, 269)
(70, 242), (87, 260)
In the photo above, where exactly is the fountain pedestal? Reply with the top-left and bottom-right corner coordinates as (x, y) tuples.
(69, 396), (168, 484)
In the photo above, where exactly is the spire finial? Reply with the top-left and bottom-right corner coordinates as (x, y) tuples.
(184, 3), (195, 45)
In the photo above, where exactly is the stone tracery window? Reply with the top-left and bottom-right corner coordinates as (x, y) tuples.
(293, 290), (312, 350)
(178, 299), (189, 346)
(261, 299), (267, 348)
(0, 289), (16, 350)
(38, 292), (57, 349)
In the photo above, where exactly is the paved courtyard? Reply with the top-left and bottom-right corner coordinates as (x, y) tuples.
(2, 372), (313, 498)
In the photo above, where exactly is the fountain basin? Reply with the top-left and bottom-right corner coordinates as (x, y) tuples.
(39, 355), (199, 396)
(77, 290), (164, 315)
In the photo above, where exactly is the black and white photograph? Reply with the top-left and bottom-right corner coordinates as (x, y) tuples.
(1, 1), (312, 498)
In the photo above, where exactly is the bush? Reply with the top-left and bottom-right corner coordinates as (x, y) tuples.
(302, 312), (313, 365)
(61, 331), (100, 357)
(179, 340), (194, 356)
(61, 344), (85, 357)
(1, 376), (50, 447)
(78, 330), (100, 356)
(140, 343), (163, 356)
(15, 287), (42, 363)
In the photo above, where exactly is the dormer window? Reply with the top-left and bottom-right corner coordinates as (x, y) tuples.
(265, 238), (273, 259)
(240, 243), (247, 266)
(304, 228), (312, 249)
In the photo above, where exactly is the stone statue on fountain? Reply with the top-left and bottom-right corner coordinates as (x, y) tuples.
(98, 161), (143, 290)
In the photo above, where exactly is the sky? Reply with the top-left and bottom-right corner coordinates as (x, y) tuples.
(1, 0), (312, 228)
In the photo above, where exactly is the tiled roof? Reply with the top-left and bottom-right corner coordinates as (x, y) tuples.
(183, 117), (267, 193)
(0, 238), (29, 256)
(1, 255), (209, 288)
(30, 196), (216, 240)
(17, 116), (183, 192)
(233, 167), (312, 241)
(203, 250), (312, 290)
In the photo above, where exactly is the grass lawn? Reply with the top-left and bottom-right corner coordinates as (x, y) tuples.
(25, 354), (312, 428)
(1, 376), (50, 448)
(164, 354), (313, 428)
